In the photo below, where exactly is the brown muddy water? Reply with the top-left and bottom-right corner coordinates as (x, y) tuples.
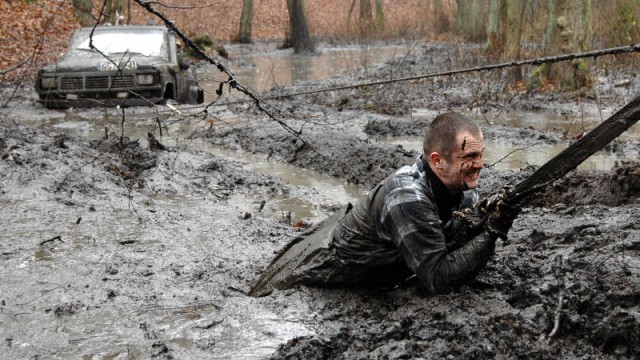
(13, 111), (366, 224)
(200, 42), (416, 97)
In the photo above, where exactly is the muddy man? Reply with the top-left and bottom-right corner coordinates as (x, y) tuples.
(250, 112), (520, 297)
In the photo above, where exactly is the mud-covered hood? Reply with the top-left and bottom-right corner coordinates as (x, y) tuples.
(42, 52), (171, 73)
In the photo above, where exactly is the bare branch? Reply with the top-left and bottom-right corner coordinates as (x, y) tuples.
(0, 55), (32, 75)
(485, 145), (534, 168)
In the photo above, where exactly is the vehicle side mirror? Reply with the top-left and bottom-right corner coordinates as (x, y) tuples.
(178, 58), (190, 70)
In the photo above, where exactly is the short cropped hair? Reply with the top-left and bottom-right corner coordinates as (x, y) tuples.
(423, 112), (481, 159)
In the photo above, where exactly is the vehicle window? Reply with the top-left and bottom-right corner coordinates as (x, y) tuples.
(73, 31), (168, 60)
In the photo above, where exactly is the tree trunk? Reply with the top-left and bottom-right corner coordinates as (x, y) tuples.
(347, 0), (357, 34)
(486, 0), (527, 81)
(545, 0), (592, 89)
(359, 0), (373, 36)
(374, 0), (385, 33)
(433, 0), (451, 33)
(73, 0), (94, 26)
(486, 0), (502, 53)
(237, 0), (254, 43)
(455, 0), (486, 42)
(287, 0), (315, 53)
(126, 0), (132, 25)
(545, 0), (555, 53)
(504, 0), (528, 81)
(470, 0), (485, 42)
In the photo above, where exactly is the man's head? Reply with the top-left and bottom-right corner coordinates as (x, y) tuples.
(423, 112), (485, 195)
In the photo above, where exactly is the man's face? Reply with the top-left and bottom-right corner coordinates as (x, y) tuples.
(430, 131), (485, 195)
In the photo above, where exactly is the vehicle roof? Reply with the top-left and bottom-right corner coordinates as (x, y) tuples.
(74, 25), (170, 34)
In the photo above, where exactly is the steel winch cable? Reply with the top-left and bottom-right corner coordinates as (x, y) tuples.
(160, 41), (640, 118)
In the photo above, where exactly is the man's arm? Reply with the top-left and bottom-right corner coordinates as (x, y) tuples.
(383, 188), (499, 294)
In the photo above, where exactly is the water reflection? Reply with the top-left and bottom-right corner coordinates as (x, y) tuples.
(200, 43), (412, 98)
(192, 141), (367, 222)
(495, 110), (640, 140)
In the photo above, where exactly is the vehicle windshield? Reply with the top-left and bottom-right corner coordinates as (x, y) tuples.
(71, 29), (169, 59)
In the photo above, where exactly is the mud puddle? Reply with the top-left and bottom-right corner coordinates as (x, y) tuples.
(15, 105), (636, 222)
(0, 117), (324, 358)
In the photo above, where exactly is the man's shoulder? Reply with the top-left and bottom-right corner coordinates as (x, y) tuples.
(386, 162), (433, 196)
(393, 158), (427, 181)
(394, 164), (417, 177)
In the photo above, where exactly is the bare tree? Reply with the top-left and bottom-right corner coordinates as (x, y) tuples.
(486, 0), (528, 81)
(455, 0), (486, 42)
(359, 0), (373, 36)
(486, 0), (501, 51)
(286, 0), (315, 53)
(374, 0), (385, 33)
(348, 0), (384, 38)
(545, 0), (592, 89)
(433, 0), (452, 33)
(505, 0), (529, 81)
(236, 0), (254, 43)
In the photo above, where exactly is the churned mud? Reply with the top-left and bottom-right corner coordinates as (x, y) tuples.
(1, 41), (640, 359)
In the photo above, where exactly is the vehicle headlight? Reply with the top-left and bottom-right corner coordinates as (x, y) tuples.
(137, 74), (155, 85)
(41, 77), (57, 89)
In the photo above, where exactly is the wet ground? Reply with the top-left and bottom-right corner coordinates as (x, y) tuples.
(1, 41), (640, 359)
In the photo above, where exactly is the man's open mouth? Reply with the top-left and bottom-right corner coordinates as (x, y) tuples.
(465, 171), (479, 181)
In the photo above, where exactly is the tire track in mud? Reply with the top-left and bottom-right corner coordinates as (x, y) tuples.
(195, 118), (418, 190)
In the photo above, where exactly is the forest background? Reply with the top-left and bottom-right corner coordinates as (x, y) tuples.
(1, 0), (640, 87)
